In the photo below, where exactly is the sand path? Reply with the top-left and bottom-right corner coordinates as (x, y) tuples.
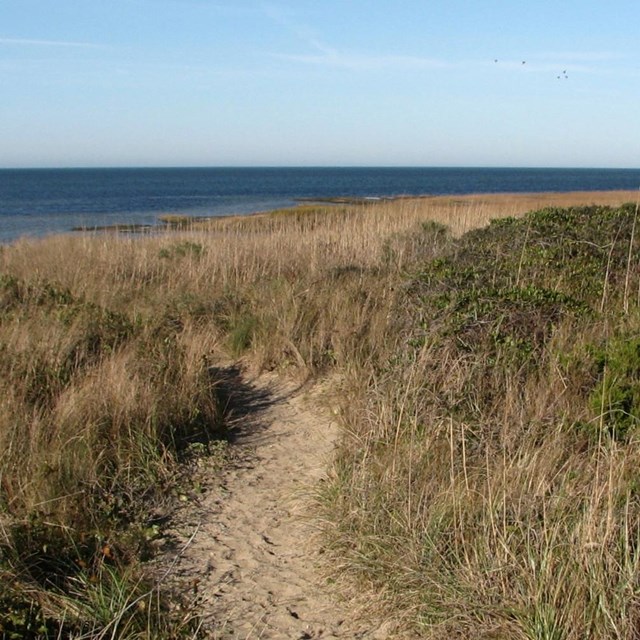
(162, 367), (394, 639)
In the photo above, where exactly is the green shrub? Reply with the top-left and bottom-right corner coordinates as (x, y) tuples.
(158, 241), (204, 260)
(589, 335), (640, 441)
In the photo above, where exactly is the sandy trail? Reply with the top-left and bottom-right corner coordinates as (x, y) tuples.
(163, 367), (393, 639)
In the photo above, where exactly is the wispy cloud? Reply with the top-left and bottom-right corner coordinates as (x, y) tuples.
(260, 4), (628, 76)
(533, 51), (623, 63)
(0, 37), (102, 48)
(260, 3), (449, 71)
(270, 50), (451, 71)
(260, 3), (330, 54)
(489, 51), (627, 77)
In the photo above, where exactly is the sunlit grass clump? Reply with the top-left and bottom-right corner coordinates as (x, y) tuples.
(0, 272), (225, 637)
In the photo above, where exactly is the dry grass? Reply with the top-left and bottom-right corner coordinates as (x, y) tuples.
(0, 190), (638, 637)
(322, 194), (640, 639)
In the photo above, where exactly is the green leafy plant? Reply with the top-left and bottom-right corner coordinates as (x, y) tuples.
(589, 335), (640, 441)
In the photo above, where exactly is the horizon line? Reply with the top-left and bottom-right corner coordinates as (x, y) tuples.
(1, 164), (638, 171)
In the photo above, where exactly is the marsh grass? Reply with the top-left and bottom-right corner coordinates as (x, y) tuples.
(0, 189), (638, 637)
(323, 199), (640, 639)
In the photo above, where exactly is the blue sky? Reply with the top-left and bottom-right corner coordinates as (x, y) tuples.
(1, 0), (639, 168)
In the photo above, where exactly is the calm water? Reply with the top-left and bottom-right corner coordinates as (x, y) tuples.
(1, 167), (639, 243)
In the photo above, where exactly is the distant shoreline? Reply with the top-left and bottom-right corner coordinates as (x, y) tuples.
(63, 189), (640, 237)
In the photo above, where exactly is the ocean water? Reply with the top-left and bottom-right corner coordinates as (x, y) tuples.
(1, 167), (639, 243)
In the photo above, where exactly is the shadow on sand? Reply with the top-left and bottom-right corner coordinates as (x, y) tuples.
(209, 364), (304, 447)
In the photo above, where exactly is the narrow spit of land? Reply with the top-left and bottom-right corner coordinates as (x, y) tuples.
(163, 369), (397, 640)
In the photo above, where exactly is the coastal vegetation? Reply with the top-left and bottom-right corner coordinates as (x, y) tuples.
(0, 190), (638, 638)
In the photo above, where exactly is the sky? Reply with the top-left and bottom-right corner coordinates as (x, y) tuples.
(1, 0), (639, 168)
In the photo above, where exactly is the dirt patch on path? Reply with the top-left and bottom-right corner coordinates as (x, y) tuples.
(162, 368), (396, 639)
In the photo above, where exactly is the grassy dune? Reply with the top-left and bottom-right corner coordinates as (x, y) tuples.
(325, 198), (640, 639)
(0, 189), (638, 637)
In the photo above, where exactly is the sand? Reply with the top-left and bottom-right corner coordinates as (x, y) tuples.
(160, 368), (397, 639)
